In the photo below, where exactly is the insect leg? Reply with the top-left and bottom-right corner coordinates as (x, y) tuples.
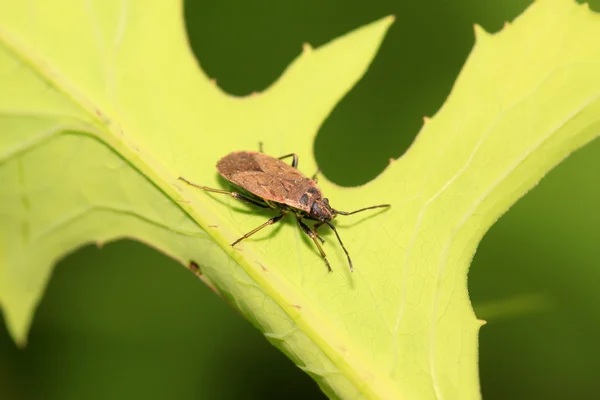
(312, 221), (326, 243)
(231, 212), (287, 247)
(296, 216), (331, 272)
(178, 177), (271, 209)
(323, 221), (353, 272)
(315, 232), (325, 244)
(277, 153), (299, 169)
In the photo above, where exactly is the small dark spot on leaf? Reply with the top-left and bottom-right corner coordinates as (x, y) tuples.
(189, 261), (201, 275)
(257, 261), (268, 272)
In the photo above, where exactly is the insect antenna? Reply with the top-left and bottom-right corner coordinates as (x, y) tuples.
(324, 221), (354, 272)
(334, 204), (391, 216)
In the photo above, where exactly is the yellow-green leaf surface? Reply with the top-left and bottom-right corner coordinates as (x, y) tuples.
(2, 0), (600, 398)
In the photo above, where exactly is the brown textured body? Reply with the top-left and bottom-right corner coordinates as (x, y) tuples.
(217, 151), (321, 213)
(178, 149), (390, 272)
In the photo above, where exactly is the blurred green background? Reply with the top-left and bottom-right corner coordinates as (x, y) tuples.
(2, 0), (600, 399)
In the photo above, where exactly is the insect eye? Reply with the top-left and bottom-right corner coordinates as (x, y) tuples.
(310, 201), (322, 216)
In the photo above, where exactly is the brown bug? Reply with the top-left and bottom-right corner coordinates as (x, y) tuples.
(178, 148), (390, 272)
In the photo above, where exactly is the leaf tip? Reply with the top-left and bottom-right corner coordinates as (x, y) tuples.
(356, 14), (395, 44)
(6, 316), (32, 349)
(473, 24), (490, 42)
(15, 336), (28, 349)
(375, 15), (396, 37)
(302, 42), (313, 54)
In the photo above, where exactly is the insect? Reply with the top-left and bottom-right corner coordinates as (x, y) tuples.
(178, 148), (390, 272)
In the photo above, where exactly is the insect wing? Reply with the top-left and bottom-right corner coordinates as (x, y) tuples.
(217, 152), (314, 212)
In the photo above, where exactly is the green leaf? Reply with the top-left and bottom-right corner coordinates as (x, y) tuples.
(2, 0), (600, 398)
